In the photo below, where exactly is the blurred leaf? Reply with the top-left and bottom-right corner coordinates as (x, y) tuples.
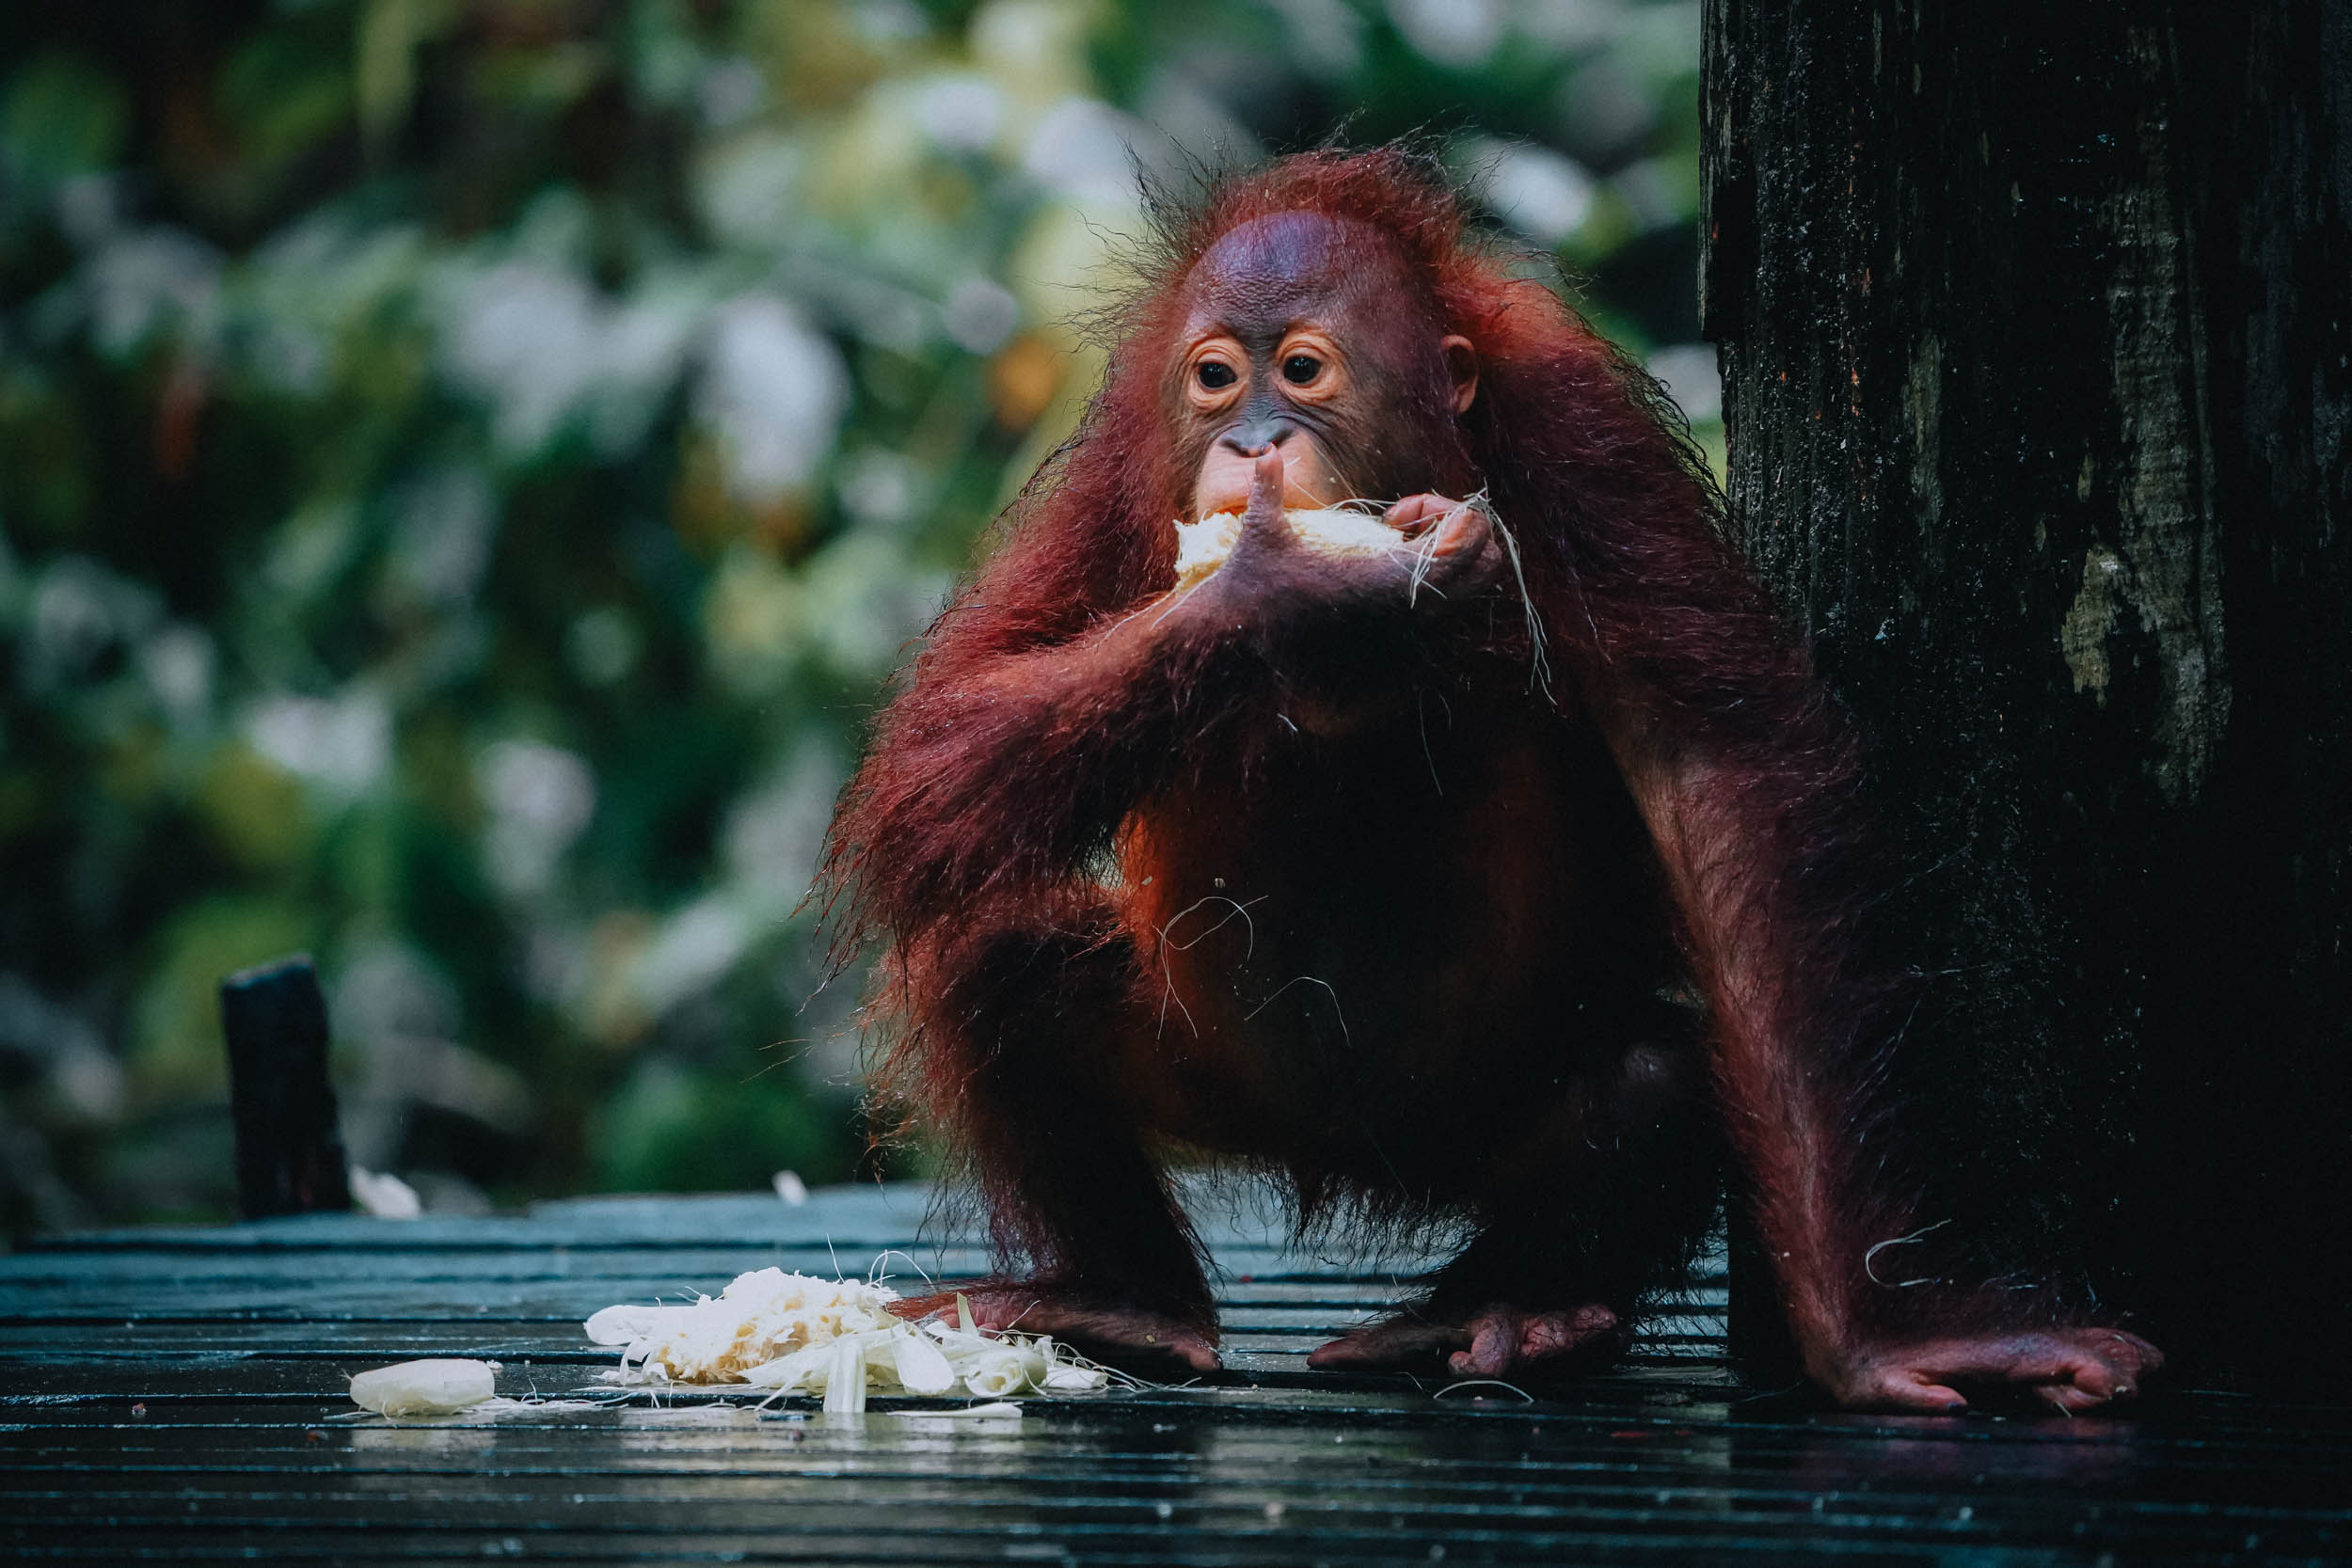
(218, 28), (355, 164)
(595, 1058), (850, 1192)
(193, 746), (316, 872)
(0, 53), (128, 236)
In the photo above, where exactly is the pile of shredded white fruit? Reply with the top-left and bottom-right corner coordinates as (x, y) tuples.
(1172, 507), (1411, 591)
(582, 1268), (1112, 1412)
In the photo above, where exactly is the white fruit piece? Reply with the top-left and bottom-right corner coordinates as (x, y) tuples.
(1172, 508), (1414, 591)
(348, 1358), (498, 1417)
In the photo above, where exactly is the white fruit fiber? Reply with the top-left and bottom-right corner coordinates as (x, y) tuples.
(582, 1269), (1111, 1401)
(584, 1266), (900, 1383)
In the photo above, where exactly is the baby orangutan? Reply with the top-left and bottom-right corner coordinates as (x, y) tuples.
(821, 148), (2160, 1414)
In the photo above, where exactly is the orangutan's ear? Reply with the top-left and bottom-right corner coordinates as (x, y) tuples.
(1440, 335), (1478, 414)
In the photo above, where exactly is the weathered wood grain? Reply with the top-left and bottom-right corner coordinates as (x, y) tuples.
(1701, 0), (2352, 1392)
(0, 1186), (2344, 1563)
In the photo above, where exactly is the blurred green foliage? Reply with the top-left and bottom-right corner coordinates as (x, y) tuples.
(0, 0), (1713, 1230)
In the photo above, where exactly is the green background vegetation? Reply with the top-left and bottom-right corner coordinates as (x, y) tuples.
(0, 0), (1712, 1230)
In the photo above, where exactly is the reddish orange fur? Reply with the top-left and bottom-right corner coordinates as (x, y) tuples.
(818, 147), (2159, 1409)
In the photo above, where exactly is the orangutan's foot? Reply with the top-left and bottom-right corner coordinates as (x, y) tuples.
(895, 1281), (1221, 1372)
(1307, 1301), (1627, 1378)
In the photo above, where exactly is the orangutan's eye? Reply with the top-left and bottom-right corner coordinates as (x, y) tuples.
(1281, 355), (1322, 385)
(1197, 361), (1237, 389)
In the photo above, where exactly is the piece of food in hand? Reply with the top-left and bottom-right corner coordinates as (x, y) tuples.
(1172, 507), (1415, 591)
(348, 1358), (497, 1417)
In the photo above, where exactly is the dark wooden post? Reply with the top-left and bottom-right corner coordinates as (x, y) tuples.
(219, 956), (351, 1218)
(1702, 0), (2352, 1391)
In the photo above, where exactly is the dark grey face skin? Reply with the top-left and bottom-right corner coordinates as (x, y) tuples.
(1184, 214), (1360, 453)
(1168, 212), (1470, 521)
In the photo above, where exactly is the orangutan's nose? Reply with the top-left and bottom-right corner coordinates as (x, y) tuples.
(1219, 416), (1295, 456)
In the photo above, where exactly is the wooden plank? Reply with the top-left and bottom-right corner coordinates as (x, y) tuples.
(0, 1187), (2344, 1565)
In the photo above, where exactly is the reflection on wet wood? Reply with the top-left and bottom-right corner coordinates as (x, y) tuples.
(3, 1186), (2345, 1562)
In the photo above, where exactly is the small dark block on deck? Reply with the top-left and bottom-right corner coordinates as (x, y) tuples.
(218, 955), (350, 1220)
(2, 1186), (2346, 1564)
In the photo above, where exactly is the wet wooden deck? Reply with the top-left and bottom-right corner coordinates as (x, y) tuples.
(2, 1184), (2346, 1564)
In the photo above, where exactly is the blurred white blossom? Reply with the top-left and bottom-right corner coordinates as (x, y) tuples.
(331, 940), (536, 1165)
(807, 268), (932, 354)
(243, 215), (425, 394)
(1648, 343), (1723, 423)
(723, 748), (846, 901)
(630, 895), (752, 1016)
(333, 942), (464, 1045)
(971, 0), (1095, 105)
(1613, 154), (1693, 230)
(1135, 71), (1262, 164)
(0, 975), (123, 1121)
(943, 277), (1020, 354)
(249, 321), (330, 395)
(441, 262), (701, 461)
(1514, 0), (1620, 50)
(245, 690), (391, 793)
(1387, 0), (1505, 68)
(695, 294), (850, 504)
(444, 262), (604, 454)
(22, 557), (159, 693)
(695, 134), (805, 251)
(477, 739), (597, 899)
(1610, 0), (1706, 77)
(914, 74), (1006, 152)
(81, 226), (219, 356)
(1263, 0), (1368, 79)
(594, 284), (708, 452)
(1475, 140), (1597, 245)
(136, 625), (215, 727)
(837, 449), (922, 529)
(1024, 99), (1166, 204)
